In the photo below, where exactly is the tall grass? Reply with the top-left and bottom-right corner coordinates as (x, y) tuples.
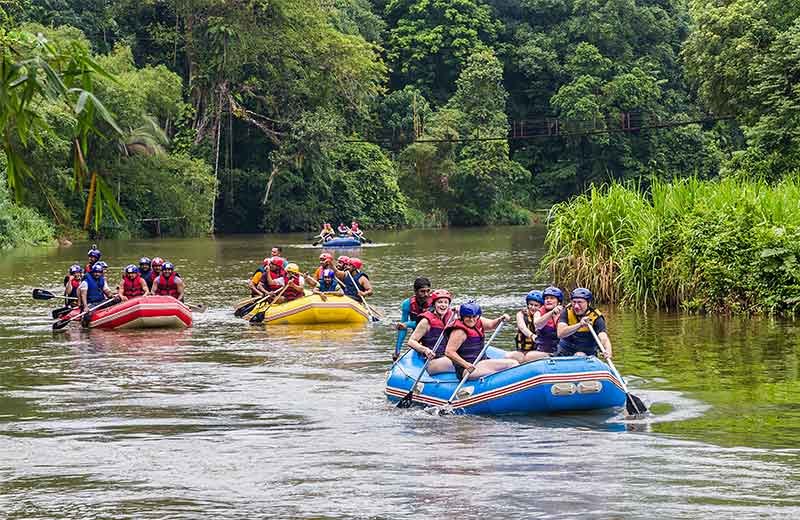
(543, 177), (800, 315)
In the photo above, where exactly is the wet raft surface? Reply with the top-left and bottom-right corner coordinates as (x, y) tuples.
(1, 228), (800, 519)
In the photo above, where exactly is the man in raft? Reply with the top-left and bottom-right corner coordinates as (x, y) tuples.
(85, 245), (102, 273)
(556, 288), (612, 358)
(335, 257), (373, 302)
(254, 257), (287, 298)
(349, 220), (364, 240)
(248, 257), (271, 296)
(407, 289), (455, 374)
(312, 269), (343, 299)
(393, 277), (432, 359)
(151, 257), (165, 282)
(79, 263), (115, 310)
(139, 257), (154, 290)
(64, 264), (83, 307)
(118, 264), (150, 302)
(280, 263), (306, 303)
(152, 261), (185, 302)
(441, 302), (518, 379)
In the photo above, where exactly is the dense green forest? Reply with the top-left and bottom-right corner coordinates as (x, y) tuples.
(0, 0), (797, 246)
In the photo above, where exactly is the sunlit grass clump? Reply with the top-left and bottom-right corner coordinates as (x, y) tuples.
(543, 177), (800, 315)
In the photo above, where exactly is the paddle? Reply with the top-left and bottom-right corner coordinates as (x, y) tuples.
(432, 318), (507, 415)
(235, 292), (271, 318)
(51, 306), (73, 319)
(249, 283), (291, 323)
(32, 288), (78, 301)
(346, 271), (379, 322)
(185, 302), (207, 313)
(586, 321), (648, 417)
(397, 310), (457, 408)
(52, 296), (120, 330)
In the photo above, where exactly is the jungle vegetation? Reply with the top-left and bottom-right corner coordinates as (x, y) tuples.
(0, 1), (797, 265)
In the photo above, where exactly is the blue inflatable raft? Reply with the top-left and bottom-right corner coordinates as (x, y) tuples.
(385, 347), (627, 414)
(319, 235), (363, 248)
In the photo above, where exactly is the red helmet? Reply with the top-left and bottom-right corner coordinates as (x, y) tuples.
(151, 257), (164, 267)
(430, 289), (452, 303)
(337, 255), (350, 265)
(319, 253), (333, 262)
(262, 257), (270, 266)
(348, 257), (363, 270)
(270, 256), (284, 267)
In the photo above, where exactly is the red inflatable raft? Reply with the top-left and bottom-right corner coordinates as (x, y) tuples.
(63, 296), (192, 330)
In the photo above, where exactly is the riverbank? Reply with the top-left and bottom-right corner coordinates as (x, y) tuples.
(543, 177), (800, 315)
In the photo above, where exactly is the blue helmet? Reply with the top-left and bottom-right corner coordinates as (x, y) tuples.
(87, 247), (101, 259)
(125, 264), (139, 274)
(162, 261), (175, 271)
(459, 301), (482, 318)
(91, 263), (104, 274)
(543, 286), (564, 303)
(525, 290), (544, 304)
(97, 261), (108, 269)
(139, 257), (151, 265)
(69, 264), (82, 274)
(322, 268), (335, 278)
(570, 287), (593, 302)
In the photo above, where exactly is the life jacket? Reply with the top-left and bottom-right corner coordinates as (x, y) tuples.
(141, 269), (154, 290)
(84, 262), (95, 274)
(419, 308), (454, 356)
(123, 275), (145, 298)
(261, 268), (286, 291)
(445, 319), (485, 365)
(318, 277), (339, 292)
(515, 310), (536, 352)
(534, 310), (559, 353)
(409, 296), (431, 324)
(155, 272), (180, 298)
(84, 274), (107, 305)
(283, 274), (304, 301)
(343, 271), (367, 298)
(66, 277), (81, 306)
(558, 307), (604, 355)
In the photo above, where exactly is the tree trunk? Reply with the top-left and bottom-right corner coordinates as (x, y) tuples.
(83, 172), (97, 230)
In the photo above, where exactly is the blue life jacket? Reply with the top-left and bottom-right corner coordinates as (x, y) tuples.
(85, 274), (106, 305)
(343, 272), (367, 298)
(318, 277), (339, 292)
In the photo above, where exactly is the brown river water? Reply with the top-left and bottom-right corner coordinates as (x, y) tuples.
(1, 226), (799, 519)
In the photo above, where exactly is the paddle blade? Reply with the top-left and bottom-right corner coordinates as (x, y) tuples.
(33, 288), (57, 300)
(186, 302), (207, 313)
(396, 391), (415, 408)
(249, 312), (265, 324)
(625, 393), (648, 416)
(51, 306), (72, 319)
(234, 302), (256, 317)
(52, 317), (73, 330)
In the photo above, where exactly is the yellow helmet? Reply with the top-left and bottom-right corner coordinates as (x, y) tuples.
(286, 262), (301, 274)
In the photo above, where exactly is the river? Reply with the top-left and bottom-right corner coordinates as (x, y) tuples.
(1, 226), (799, 519)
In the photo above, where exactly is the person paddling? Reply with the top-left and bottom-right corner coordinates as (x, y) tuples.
(556, 288), (612, 358)
(508, 290), (548, 363)
(64, 264), (83, 307)
(248, 257), (271, 296)
(280, 263), (306, 303)
(336, 257), (372, 301)
(408, 289), (456, 375)
(444, 302), (518, 380)
(139, 257), (154, 290)
(118, 264), (150, 301)
(533, 286), (564, 357)
(337, 223), (349, 235)
(349, 220), (364, 240)
(80, 263), (114, 310)
(310, 253), (334, 285)
(317, 223), (335, 242)
(152, 262), (185, 301)
(255, 257), (287, 297)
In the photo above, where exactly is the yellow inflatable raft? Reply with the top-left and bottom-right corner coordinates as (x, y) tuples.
(248, 294), (370, 324)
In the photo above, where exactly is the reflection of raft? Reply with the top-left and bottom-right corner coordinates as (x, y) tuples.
(385, 347), (626, 414)
(63, 296), (192, 330)
(249, 294), (370, 324)
(319, 235), (363, 248)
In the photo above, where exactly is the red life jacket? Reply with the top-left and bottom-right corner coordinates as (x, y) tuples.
(419, 308), (454, 355)
(123, 275), (145, 298)
(155, 272), (180, 298)
(409, 296), (431, 324)
(261, 268), (287, 291)
(445, 319), (485, 364)
(283, 275), (304, 301)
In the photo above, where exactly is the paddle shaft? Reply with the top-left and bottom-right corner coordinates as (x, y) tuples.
(53, 297), (118, 330)
(397, 310), (457, 407)
(250, 282), (291, 322)
(585, 322), (628, 391)
(32, 288), (78, 301)
(346, 271), (377, 321)
(445, 319), (507, 406)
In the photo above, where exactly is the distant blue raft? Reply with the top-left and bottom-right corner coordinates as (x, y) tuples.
(318, 235), (363, 248)
(385, 347), (627, 414)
